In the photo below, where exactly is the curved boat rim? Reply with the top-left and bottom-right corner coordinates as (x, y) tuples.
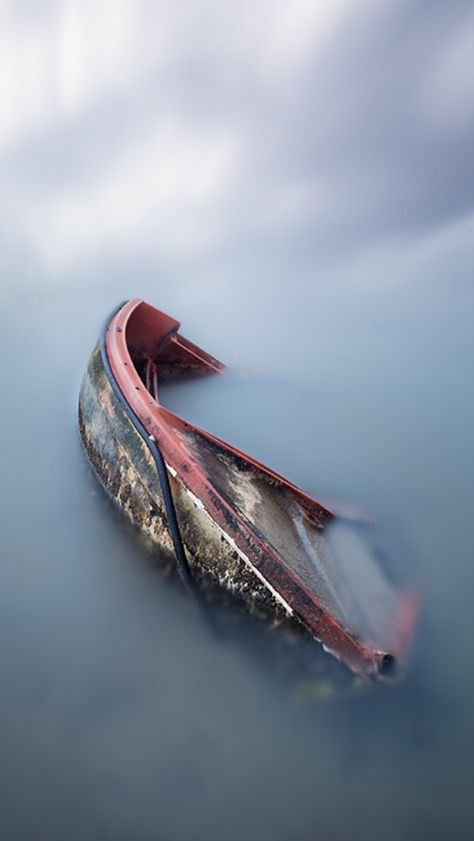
(102, 298), (418, 678)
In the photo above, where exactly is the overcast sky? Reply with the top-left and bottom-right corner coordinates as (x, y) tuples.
(0, 0), (473, 286)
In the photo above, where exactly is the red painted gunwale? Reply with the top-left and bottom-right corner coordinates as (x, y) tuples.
(105, 298), (417, 678)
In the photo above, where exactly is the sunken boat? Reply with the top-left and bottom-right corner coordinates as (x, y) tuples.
(79, 299), (417, 679)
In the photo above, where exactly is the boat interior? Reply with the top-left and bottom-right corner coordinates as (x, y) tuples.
(121, 301), (404, 653)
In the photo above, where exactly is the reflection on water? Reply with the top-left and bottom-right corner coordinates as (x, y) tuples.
(0, 280), (473, 841)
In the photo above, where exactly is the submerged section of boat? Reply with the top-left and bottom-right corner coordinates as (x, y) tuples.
(78, 299), (417, 679)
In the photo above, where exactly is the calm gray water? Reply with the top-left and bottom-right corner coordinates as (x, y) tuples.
(1, 1), (474, 839)
(1, 269), (473, 841)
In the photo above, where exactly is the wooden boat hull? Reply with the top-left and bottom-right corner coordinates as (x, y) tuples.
(79, 300), (417, 679)
(79, 341), (290, 622)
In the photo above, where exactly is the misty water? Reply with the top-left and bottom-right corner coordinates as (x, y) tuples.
(1, 1), (474, 838)
(1, 262), (473, 840)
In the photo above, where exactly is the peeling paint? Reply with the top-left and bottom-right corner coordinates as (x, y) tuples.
(77, 300), (418, 681)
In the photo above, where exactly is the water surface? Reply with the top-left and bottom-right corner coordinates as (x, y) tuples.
(1, 274), (473, 840)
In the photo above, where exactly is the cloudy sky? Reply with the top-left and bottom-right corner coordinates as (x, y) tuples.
(0, 0), (473, 286)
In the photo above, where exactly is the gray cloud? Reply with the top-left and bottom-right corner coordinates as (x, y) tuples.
(0, 0), (473, 276)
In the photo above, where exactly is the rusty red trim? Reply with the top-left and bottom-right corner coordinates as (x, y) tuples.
(105, 299), (416, 678)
